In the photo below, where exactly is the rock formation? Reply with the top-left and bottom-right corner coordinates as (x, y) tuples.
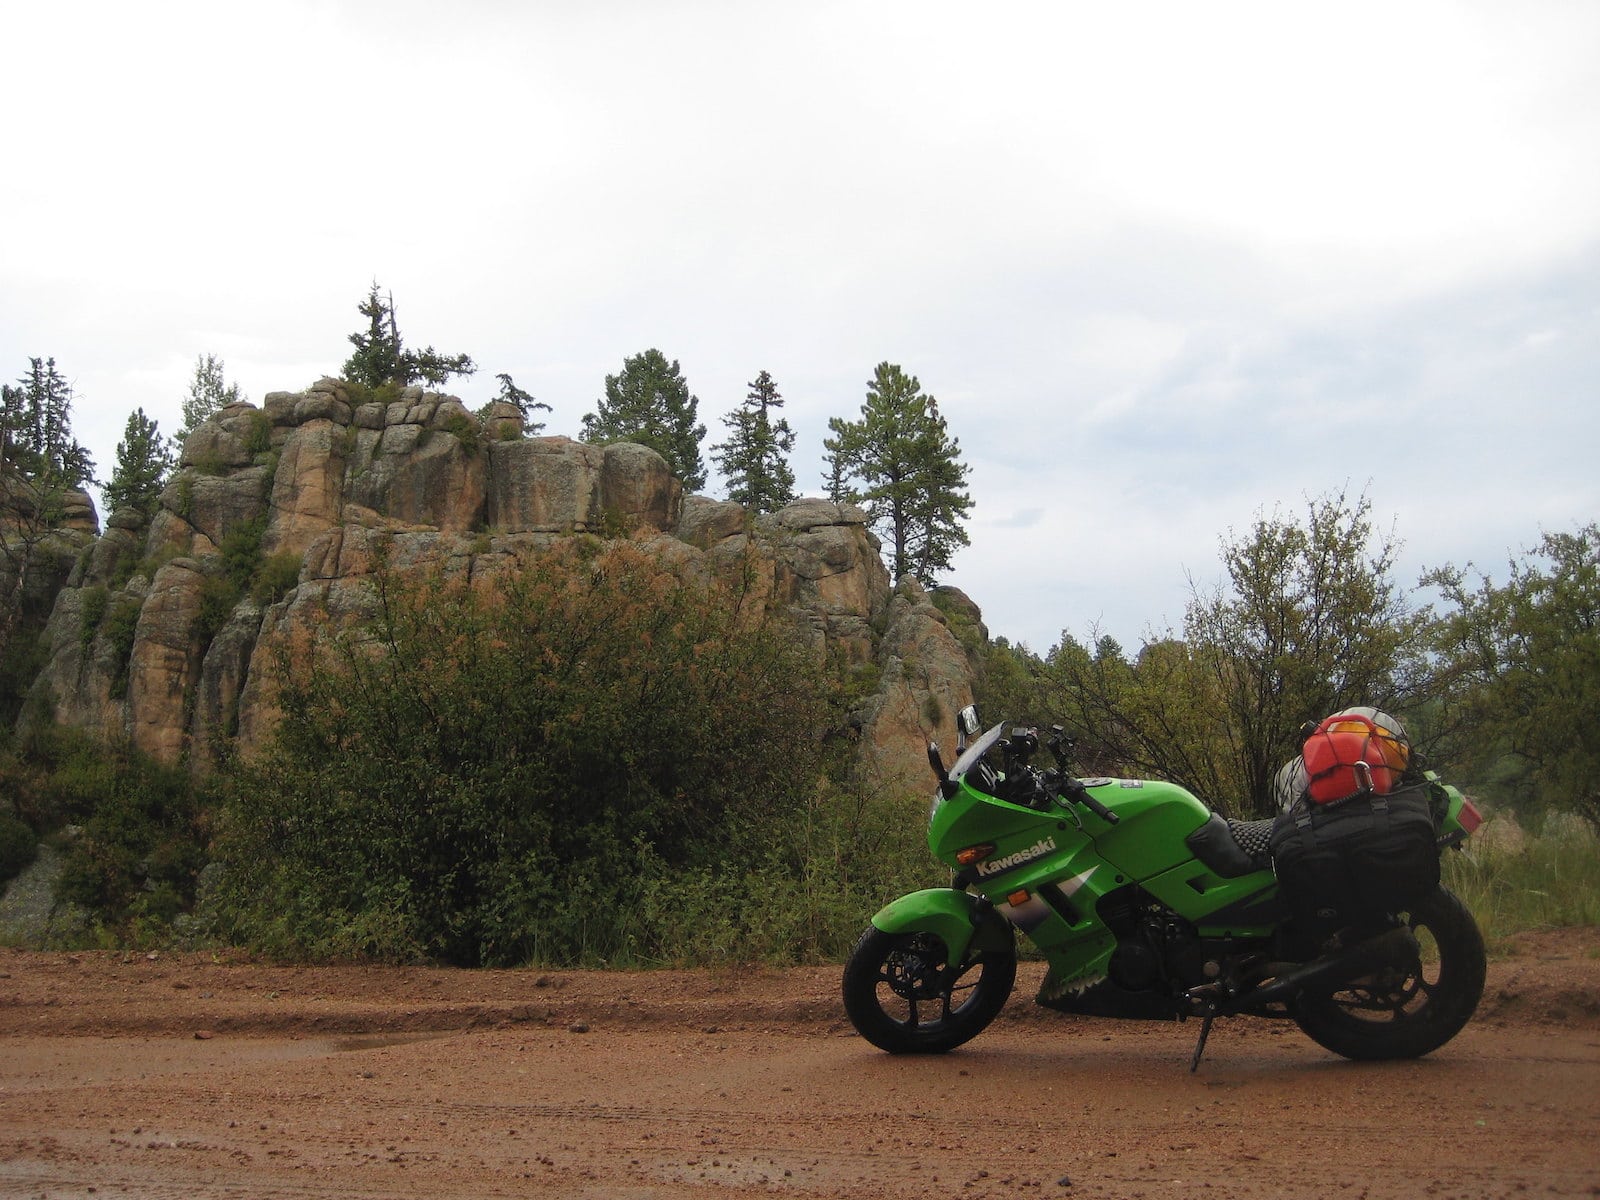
(23, 380), (981, 793)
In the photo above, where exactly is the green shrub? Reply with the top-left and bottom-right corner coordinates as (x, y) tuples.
(373, 381), (403, 407)
(1442, 813), (1600, 953)
(78, 586), (110, 655)
(0, 626), (49, 728)
(191, 516), (270, 647)
(0, 813), (38, 885)
(53, 742), (206, 925)
(440, 411), (480, 454)
(210, 539), (842, 966)
(341, 379), (374, 406)
(0, 727), (207, 943)
(105, 598), (143, 700)
(244, 409), (273, 456)
(194, 574), (241, 647)
(251, 551), (302, 607)
(174, 474), (196, 515)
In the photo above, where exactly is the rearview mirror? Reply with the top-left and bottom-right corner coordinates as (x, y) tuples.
(956, 705), (981, 738)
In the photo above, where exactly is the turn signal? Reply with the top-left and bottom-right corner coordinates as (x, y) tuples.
(1007, 889), (1031, 907)
(955, 843), (995, 866)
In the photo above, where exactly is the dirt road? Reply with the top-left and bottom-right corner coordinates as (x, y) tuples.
(2, 930), (1598, 1199)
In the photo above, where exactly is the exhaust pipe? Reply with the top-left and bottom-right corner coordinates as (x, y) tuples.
(1189, 926), (1420, 1017)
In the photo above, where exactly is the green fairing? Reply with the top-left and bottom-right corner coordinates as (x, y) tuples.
(1079, 779), (1212, 878)
(870, 888), (1013, 967)
(1435, 778), (1472, 836)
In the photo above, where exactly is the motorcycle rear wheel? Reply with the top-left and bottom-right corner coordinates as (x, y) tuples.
(842, 927), (1016, 1054)
(1294, 885), (1485, 1061)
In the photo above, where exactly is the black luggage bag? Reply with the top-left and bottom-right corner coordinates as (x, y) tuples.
(1269, 783), (1441, 931)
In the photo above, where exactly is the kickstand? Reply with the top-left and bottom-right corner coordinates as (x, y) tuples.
(1189, 1014), (1214, 1073)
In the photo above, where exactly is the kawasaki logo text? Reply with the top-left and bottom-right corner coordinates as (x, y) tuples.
(976, 837), (1057, 878)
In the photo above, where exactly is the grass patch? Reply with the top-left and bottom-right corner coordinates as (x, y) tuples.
(1442, 812), (1600, 954)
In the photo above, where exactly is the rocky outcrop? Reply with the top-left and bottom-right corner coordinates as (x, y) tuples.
(855, 577), (979, 790)
(22, 380), (979, 792)
(1, 477), (100, 689)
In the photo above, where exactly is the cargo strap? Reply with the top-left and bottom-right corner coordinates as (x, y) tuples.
(1293, 793), (1390, 839)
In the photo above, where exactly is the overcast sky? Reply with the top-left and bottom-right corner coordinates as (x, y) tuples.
(4, 1), (1596, 653)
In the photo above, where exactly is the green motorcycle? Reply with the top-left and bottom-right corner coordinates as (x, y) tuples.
(842, 708), (1486, 1068)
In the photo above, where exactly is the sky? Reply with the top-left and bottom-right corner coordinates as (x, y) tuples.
(4, 0), (1597, 654)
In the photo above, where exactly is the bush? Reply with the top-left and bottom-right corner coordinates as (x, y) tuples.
(52, 742), (207, 927)
(1442, 812), (1600, 952)
(105, 597), (143, 700)
(210, 539), (844, 966)
(0, 813), (38, 885)
(78, 585), (110, 655)
(251, 551), (302, 607)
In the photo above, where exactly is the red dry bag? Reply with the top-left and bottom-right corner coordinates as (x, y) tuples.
(1301, 712), (1408, 805)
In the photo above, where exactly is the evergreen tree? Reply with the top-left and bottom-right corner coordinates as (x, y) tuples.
(343, 283), (403, 388)
(492, 373), (551, 434)
(342, 283), (475, 391)
(179, 354), (245, 442)
(823, 362), (972, 585)
(0, 357), (94, 681)
(0, 383), (19, 478)
(582, 349), (707, 491)
(711, 370), (796, 512)
(0, 358), (92, 485)
(904, 398), (973, 583)
(104, 408), (177, 521)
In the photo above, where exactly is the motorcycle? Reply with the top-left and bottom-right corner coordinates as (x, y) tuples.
(842, 707), (1487, 1069)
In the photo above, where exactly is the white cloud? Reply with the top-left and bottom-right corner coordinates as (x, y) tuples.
(3, 0), (1597, 658)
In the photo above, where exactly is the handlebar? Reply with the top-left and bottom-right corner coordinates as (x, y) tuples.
(995, 725), (1120, 825)
(1054, 774), (1120, 825)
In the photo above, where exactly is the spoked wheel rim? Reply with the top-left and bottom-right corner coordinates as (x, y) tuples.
(842, 926), (1017, 1053)
(874, 932), (989, 1032)
(1293, 886), (1486, 1061)
(1323, 912), (1438, 1023)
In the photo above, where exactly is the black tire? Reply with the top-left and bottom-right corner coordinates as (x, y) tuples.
(841, 926), (1016, 1054)
(1294, 885), (1486, 1061)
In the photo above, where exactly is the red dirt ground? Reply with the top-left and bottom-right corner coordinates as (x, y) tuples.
(2, 927), (1598, 1199)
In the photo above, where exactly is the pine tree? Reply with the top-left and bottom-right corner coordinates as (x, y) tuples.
(904, 398), (973, 583)
(0, 358), (93, 486)
(180, 354), (245, 442)
(1, 357), (95, 678)
(711, 370), (796, 512)
(342, 283), (475, 391)
(343, 284), (404, 389)
(582, 349), (707, 491)
(823, 362), (972, 585)
(492, 373), (551, 435)
(104, 408), (177, 521)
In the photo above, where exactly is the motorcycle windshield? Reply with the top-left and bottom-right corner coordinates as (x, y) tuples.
(948, 723), (1008, 785)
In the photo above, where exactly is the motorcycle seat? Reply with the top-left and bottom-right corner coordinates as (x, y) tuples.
(1185, 813), (1275, 878)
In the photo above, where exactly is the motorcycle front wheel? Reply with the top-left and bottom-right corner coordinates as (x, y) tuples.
(841, 926), (1016, 1054)
(1294, 885), (1486, 1061)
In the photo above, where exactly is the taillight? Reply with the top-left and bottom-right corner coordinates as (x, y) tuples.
(1456, 797), (1484, 835)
